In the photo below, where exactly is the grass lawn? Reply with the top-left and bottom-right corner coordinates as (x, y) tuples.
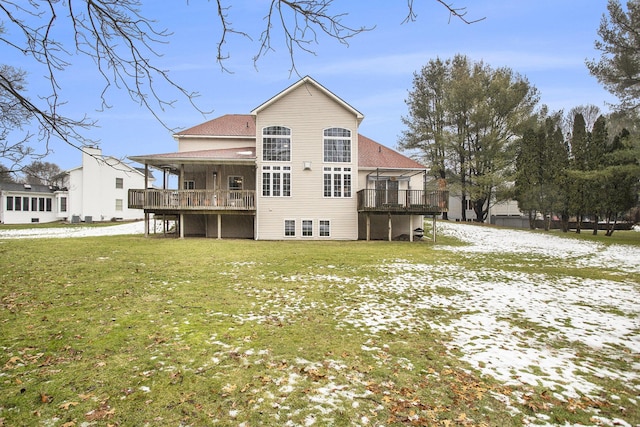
(0, 227), (638, 426)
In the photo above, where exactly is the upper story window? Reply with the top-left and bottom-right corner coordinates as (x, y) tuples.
(115, 177), (123, 189)
(263, 126), (291, 162)
(323, 128), (351, 163)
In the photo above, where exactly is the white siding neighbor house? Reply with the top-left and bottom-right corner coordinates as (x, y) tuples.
(0, 183), (68, 224)
(128, 76), (448, 240)
(53, 147), (150, 222)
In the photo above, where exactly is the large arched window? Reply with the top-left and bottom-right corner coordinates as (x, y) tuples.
(323, 127), (351, 163)
(263, 126), (291, 162)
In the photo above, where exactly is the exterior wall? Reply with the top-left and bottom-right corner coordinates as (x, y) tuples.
(358, 214), (423, 240)
(255, 83), (360, 240)
(204, 214), (254, 238)
(448, 194), (524, 222)
(68, 147), (146, 222)
(182, 164), (256, 192)
(0, 189), (64, 224)
(178, 136), (254, 153)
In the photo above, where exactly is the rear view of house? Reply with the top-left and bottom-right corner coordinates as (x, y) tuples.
(129, 76), (448, 240)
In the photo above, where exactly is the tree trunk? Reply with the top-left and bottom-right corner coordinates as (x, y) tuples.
(592, 214), (599, 235)
(560, 211), (570, 233)
(576, 214), (582, 234)
(605, 213), (617, 237)
(528, 210), (536, 230)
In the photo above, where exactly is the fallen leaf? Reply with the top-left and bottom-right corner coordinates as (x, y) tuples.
(59, 401), (79, 410)
(40, 393), (53, 404)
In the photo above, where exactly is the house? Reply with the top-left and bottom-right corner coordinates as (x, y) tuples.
(52, 147), (151, 223)
(128, 76), (448, 240)
(0, 182), (67, 224)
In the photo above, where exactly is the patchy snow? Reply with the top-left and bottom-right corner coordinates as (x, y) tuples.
(437, 220), (640, 273)
(2, 219), (639, 425)
(0, 221), (148, 239)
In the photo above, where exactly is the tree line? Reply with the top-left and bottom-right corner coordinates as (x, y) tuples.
(400, 0), (640, 235)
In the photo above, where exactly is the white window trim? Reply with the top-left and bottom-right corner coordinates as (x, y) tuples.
(302, 219), (313, 237)
(319, 219), (331, 238)
(284, 218), (296, 237)
(262, 126), (292, 162)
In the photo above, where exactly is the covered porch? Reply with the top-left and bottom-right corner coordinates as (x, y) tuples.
(128, 147), (257, 238)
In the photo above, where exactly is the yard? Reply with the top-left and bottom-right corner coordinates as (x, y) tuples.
(0, 221), (638, 426)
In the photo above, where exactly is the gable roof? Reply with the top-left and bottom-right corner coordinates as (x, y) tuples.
(174, 114), (256, 138)
(358, 134), (425, 169)
(251, 76), (364, 121)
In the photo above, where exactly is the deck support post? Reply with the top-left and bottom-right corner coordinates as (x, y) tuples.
(409, 215), (414, 242)
(432, 215), (437, 243)
(217, 214), (222, 239)
(366, 213), (371, 241)
(388, 213), (392, 242)
(180, 214), (184, 238)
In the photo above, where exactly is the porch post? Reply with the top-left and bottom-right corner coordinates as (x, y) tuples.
(217, 214), (221, 239)
(180, 214), (184, 238)
(388, 213), (392, 242)
(366, 213), (371, 241)
(144, 163), (149, 238)
(409, 215), (413, 242)
(432, 215), (437, 243)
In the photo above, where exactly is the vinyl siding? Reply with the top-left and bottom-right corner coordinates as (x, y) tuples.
(255, 82), (360, 240)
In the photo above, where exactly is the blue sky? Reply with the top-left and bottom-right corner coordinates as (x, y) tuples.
(6, 1), (617, 170)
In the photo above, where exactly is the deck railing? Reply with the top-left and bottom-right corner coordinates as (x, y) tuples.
(128, 189), (255, 211)
(357, 189), (448, 214)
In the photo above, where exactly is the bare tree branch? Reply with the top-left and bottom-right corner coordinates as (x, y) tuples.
(0, 0), (480, 172)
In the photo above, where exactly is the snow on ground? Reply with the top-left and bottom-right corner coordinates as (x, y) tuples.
(0, 221), (147, 239)
(437, 220), (640, 273)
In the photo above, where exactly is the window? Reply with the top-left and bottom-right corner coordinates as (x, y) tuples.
(45, 198), (52, 212)
(6, 196), (13, 211)
(263, 126), (291, 161)
(39, 197), (45, 212)
(323, 128), (351, 163)
(59, 197), (67, 213)
(284, 219), (296, 237)
(115, 199), (123, 211)
(23, 197), (29, 211)
(262, 166), (291, 197)
(115, 177), (124, 189)
(302, 220), (313, 237)
(323, 167), (351, 198)
(31, 197), (37, 211)
(228, 176), (243, 191)
(183, 180), (195, 190)
(319, 220), (330, 237)
(14, 196), (21, 211)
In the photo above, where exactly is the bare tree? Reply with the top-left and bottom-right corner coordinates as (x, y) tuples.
(0, 0), (480, 171)
(564, 104), (602, 135)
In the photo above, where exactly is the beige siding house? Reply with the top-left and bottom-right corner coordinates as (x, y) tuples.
(129, 76), (448, 240)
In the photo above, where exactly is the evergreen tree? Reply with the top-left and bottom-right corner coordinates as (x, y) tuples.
(587, 0), (640, 112)
(400, 54), (538, 222)
(600, 128), (640, 235)
(567, 113), (589, 233)
(514, 112), (568, 230)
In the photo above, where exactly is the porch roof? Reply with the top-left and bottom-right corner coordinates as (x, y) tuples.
(128, 147), (256, 172)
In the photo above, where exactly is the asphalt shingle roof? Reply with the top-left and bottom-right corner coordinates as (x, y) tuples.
(169, 115), (424, 170)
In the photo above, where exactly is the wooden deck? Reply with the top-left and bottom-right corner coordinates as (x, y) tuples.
(357, 189), (448, 215)
(128, 189), (255, 212)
